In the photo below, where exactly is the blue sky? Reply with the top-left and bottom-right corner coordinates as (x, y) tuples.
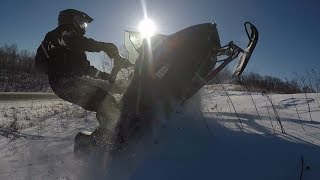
(1, 0), (319, 79)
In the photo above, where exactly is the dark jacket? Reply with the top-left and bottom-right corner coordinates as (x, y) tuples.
(37, 24), (118, 77)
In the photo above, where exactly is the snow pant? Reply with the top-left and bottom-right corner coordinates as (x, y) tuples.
(49, 76), (120, 133)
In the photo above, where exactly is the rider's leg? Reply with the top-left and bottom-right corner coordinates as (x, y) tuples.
(49, 76), (119, 128)
(92, 93), (121, 149)
(95, 93), (120, 133)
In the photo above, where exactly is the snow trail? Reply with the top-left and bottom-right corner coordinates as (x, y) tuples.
(0, 85), (320, 179)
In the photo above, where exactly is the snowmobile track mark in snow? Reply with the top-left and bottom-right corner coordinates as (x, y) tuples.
(0, 127), (73, 141)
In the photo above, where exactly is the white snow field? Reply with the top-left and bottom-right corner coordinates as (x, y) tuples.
(0, 85), (320, 180)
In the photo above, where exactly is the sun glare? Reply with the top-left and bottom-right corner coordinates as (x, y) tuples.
(138, 18), (156, 38)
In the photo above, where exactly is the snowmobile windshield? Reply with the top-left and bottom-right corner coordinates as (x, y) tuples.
(124, 31), (167, 63)
(124, 31), (144, 63)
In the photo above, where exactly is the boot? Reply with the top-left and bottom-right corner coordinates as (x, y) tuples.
(74, 94), (121, 156)
(73, 127), (117, 158)
(73, 131), (93, 158)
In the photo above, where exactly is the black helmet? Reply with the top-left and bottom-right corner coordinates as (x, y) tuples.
(58, 9), (93, 34)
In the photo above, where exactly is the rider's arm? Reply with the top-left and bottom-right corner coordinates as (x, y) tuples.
(65, 33), (120, 58)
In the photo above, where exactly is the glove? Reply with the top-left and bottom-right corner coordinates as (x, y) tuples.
(113, 54), (133, 69)
(86, 66), (110, 81)
(102, 43), (119, 59)
(108, 55), (134, 84)
(98, 72), (112, 82)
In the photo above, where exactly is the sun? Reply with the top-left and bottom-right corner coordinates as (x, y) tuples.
(138, 18), (156, 38)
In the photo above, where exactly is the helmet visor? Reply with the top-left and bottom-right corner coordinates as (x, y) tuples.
(74, 15), (88, 30)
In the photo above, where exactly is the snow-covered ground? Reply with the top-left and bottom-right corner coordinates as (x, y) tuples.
(0, 85), (320, 180)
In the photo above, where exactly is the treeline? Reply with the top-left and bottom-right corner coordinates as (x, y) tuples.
(0, 44), (35, 73)
(293, 69), (320, 93)
(209, 68), (304, 94)
(0, 44), (318, 93)
(239, 68), (320, 94)
(236, 73), (302, 94)
(0, 44), (51, 92)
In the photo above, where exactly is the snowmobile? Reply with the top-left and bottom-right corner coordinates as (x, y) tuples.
(74, 22), (258, 155)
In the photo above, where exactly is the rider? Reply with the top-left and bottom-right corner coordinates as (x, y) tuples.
(35, 9), (132, 144)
